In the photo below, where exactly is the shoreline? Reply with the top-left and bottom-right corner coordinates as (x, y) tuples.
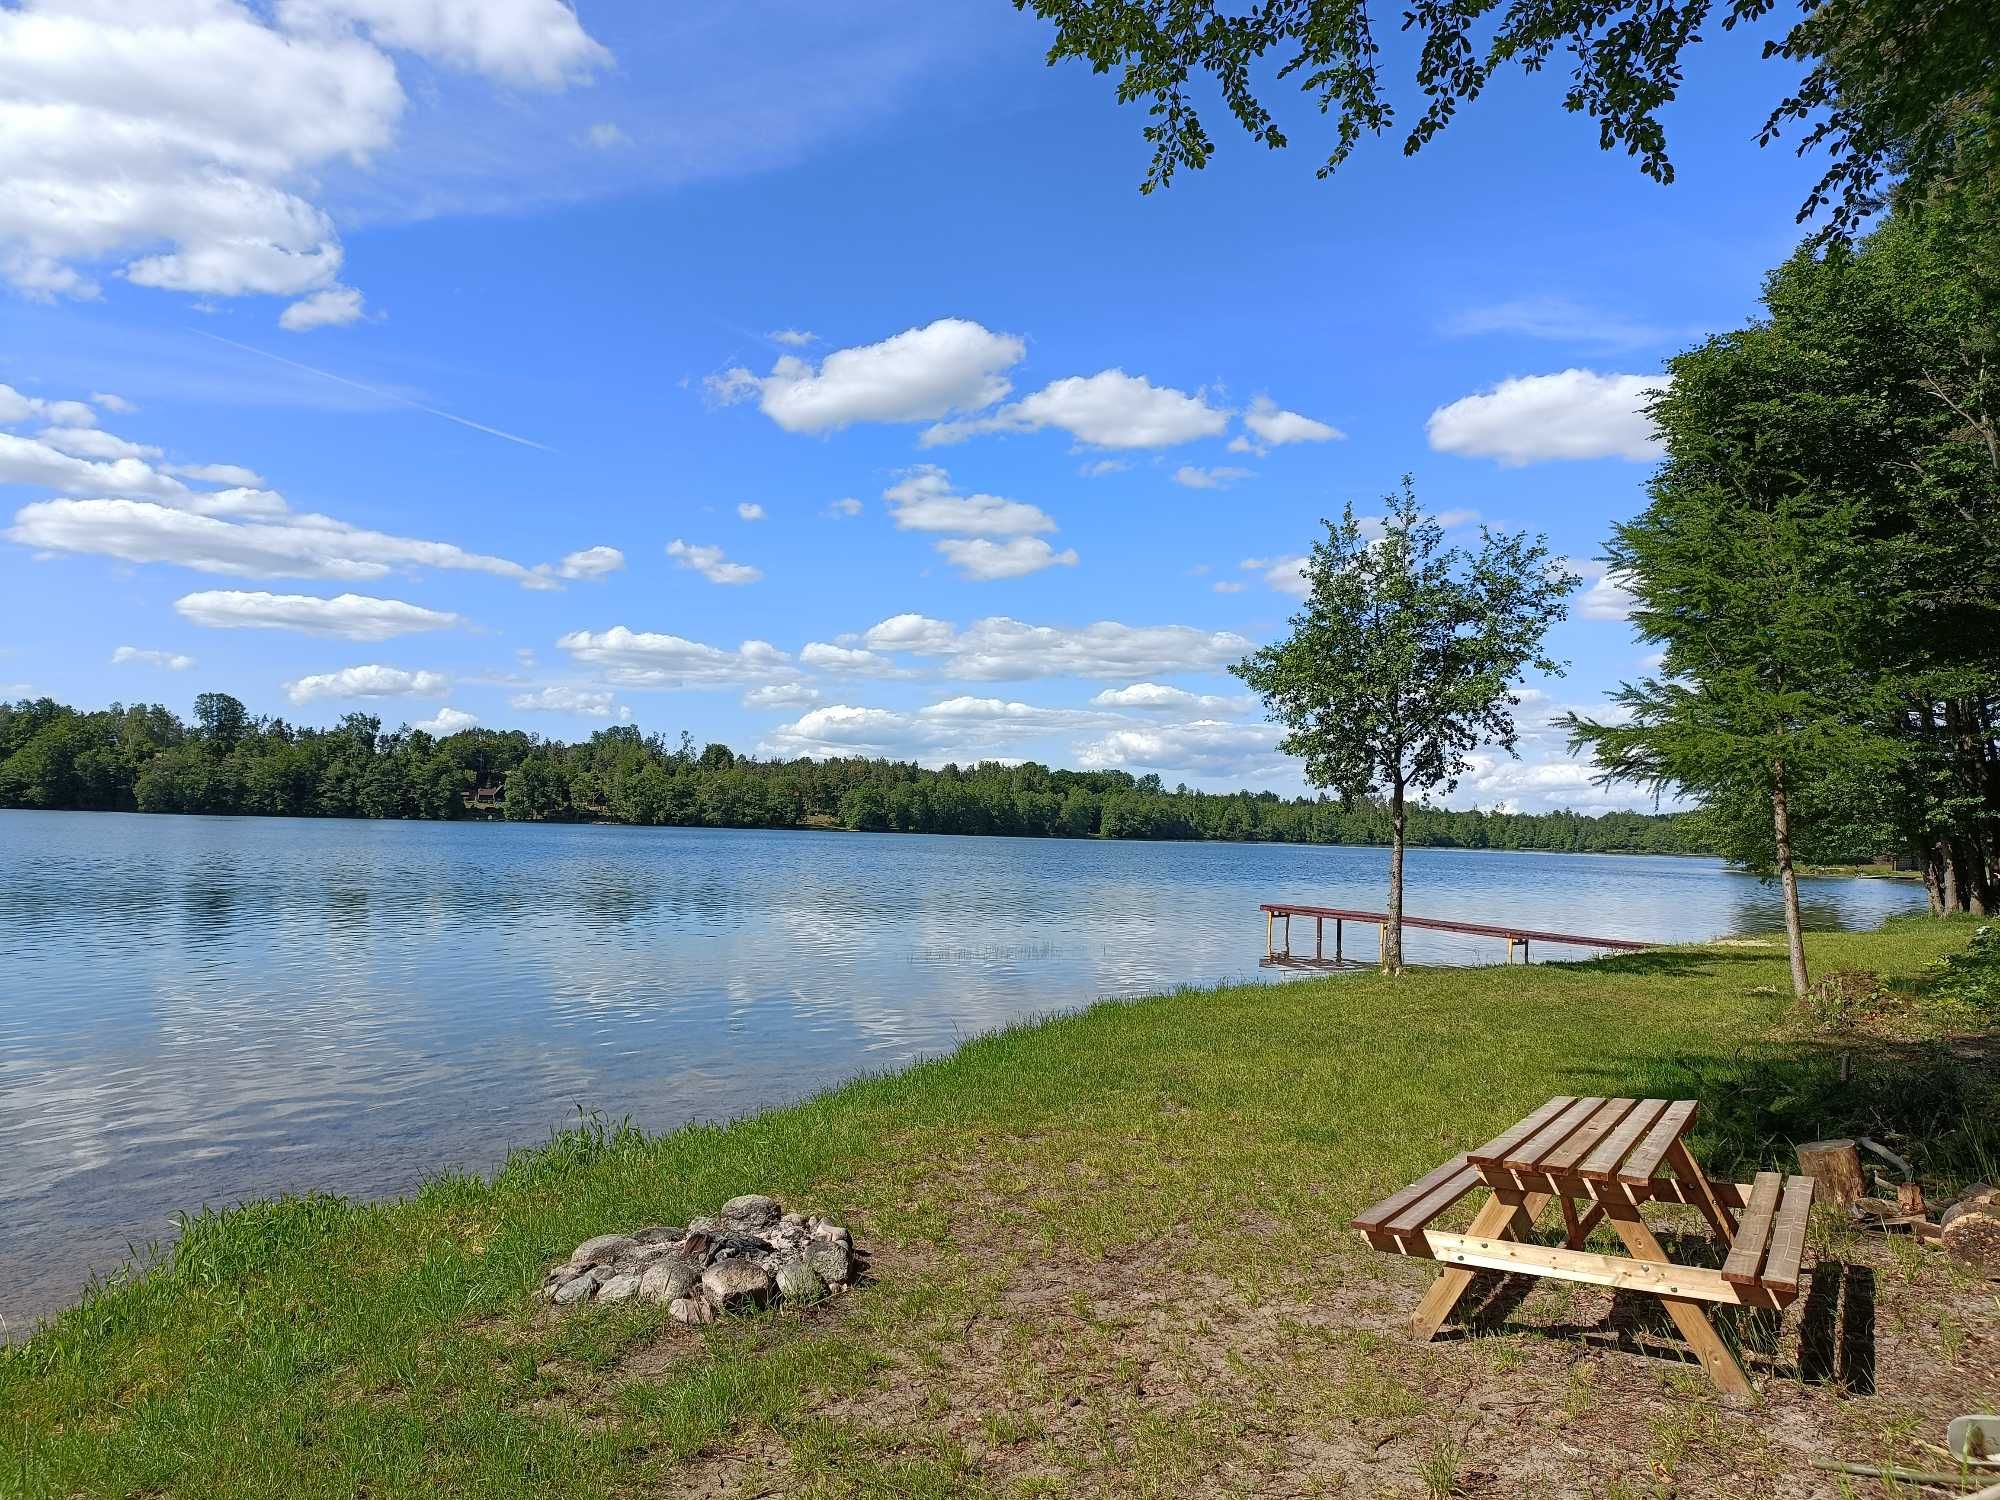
(5, 916), (1991, 1496)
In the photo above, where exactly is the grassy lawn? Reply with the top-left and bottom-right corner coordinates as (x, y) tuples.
(4, 918), (1997, 1498)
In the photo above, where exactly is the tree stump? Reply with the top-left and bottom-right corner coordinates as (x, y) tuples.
(1796, 1139), (1865, 1207)
(1941, 1211), (2000, 1279)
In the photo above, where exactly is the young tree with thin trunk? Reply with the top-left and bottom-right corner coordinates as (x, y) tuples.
(1234, 481), (1575, 973)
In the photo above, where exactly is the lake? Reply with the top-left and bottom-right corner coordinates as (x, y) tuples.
(0, 809), (1928, 1331)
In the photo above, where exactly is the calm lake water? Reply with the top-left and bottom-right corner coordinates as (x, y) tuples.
(0, 809), (1929, 1330)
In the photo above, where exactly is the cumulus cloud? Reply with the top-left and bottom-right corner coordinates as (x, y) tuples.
(412, 705), (477, 735)
(1090, 682), (1246, 713)
(666, 538), (761, 585)
(1077, 719), (1282, 776)
(1079, 459), (1130, 477)
(0, 432), (189, 499)
(286, 664), (449, 703)
(0, 0), (607, 311)
(736, 502), (766, 521)
(1172, 465), (1251, 490)
(709, 318), (1024, 433)
(922, 369), (1227, 450)
(825, 497), (862, 518)
(742, 682), (821, 710)
(760, 695), (1115, 763)
(1239, 394), (1343, 447)
(111, 645), (194, 670)
(10, 496), (568, 588)
(845, 613), (1255, 682)
(36, 426), (161, 461)
(555, 626), (794, 688)
(1571, 559), (1639, 621)
(1240, 554), (1310, 598)
(0, 383), (95, 427)
(174, 589), (461, 640)
(169, 463), (265, 486)
(935, 535), (1079, 581)
(511, 684), (616, 716)
(883, 465), (1055, 536)
(554, 545), (624, 580)
(279, 285), (366, 332)
(1427, 370), (1663, 464)
(768, 329), (816, 347)
(90, 392), (135, 414)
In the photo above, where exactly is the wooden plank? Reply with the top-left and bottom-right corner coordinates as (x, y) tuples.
(1384, 1164), (1484, 1236)
(1465, 1097), (1576, 1167)
(1353, 1153), (1471, 1233)
(1409, 1189), (1549, 1339)
(1503, 1096), (1606, 1171)
(1759, 1175), (1816, 1294)
(1257, 903), (1653, 952)
(1541, 1098), (1638, 1174)
(1424, 1232), (1754, 1305)
(1598, 1188), (1755, 1397)
(1578, 1098), (1670, 1181)
(1667, 1137), (1737, 1247)
(1616, 1100), (1700, 1184)
(1720, 1172), (1783, 1286)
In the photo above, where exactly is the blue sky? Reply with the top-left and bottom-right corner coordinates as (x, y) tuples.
(0, 0), (1832, 810)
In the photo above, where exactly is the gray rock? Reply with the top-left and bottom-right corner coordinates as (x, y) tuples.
(806, 1217), (852, 1248)
(773, 1256), (826, 1303)
(633, 1224), (686, 1244)
(596, 1273), (640, 1304)
(637, 1254), (704, 1304)
(553, 1269), (601, 1305)
(669, 1295), (715, 1325)
(570, 1233), (638, 1266)
(806, 1239), (852, 1286)
(720, 1194), (782, 1230)
(685, 1216), (719, 1235)
(708, 1232), (771, 1263)
(702, 1258), (774, 1313)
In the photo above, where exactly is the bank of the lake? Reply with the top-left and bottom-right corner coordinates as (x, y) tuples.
(0, 812), (1932, 1328)
(5, 917), (1994, 1499)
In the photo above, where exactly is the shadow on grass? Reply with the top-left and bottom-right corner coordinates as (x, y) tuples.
(1577, 947), (1780, 980)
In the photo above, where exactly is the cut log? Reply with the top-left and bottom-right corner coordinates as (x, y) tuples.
(1795, 1139), (1865, 1207)
(1941, 1210), (2000, 1279)
(1942, 1183), (1999, 1231)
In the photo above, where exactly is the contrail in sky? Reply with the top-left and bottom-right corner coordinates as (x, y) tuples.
(193, 330), (554, 452)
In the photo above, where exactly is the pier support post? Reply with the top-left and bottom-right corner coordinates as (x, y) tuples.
(1266, 910), (1274, 958)
(1316, 916), (1323, 960)
(1336, 919), (1342, 964)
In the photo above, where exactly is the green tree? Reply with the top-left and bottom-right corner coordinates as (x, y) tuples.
(1013, 0), (1998, 239)
(1235, 481), (1576, 971)
(192, 692), (249, 750)
(504, 755), (566, 822)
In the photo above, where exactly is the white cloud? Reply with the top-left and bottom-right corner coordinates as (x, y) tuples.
(279, 285), (366, 332)
(851, 613), (1254, 682)
(799, 641), (903, 676)
(111, 645), (194, 670)
(1241, 394), (1343, 446)
(169, 463), (265, 486)
(742, 682), (821, 710)
(935, 535), (1079, 581)
(1427, 370), (1663, 465)
(1571, 559), (1639, 621)
(1077, 719), (1283, 777)
(1436, 508), (1481, 528)
(736, 502), (766, 521)
(90, 392), (135, 414)
(554, 544), (624, 580)
(1090, 682), (1246, 713)
(1240, 554), (1309, 598)
(760, 695), (1116, 764)
(1444, 296), (1675, 352)
(174, 589), (460, 640)
(826, 497), (862, 518)
(286, 664), (449, 703)
(35, 426), (161, 461)
(1211, 579), (1246, 594)
(511, 684), (615, 716)
(555, 626), (794, 688)
(0, 0), (606, 308)
(709, 318), (1024, 433)
(922, 369), (1227, 450)
(585, 121), (629, 149)
(1172, 465), (1251, 490)
(0, 433), (188, 499)
(1080, 459), (1130, 477)
(883, 465), (1055, 536)
(666, 538), (761, 585)
(412, 705), (477, 735)
(768, 329), (816, 347)
(10, 497), (565, 588)
(0, 384), (95, 427)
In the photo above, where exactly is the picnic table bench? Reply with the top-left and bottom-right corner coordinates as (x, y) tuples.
(1354, 1096), (1816, 1395)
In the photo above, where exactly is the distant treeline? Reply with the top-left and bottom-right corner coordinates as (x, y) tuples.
(0, 693), (1709, 854)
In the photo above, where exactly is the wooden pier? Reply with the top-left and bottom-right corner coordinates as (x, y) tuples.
(1261, 902), (1653, 968)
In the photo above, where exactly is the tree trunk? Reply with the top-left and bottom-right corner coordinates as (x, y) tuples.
(1771, 759), (1810, 1000)
(1795, 1139), (1865, 1207)
(1384, 777), (1406, 974)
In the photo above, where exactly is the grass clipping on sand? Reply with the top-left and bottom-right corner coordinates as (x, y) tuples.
(4, 918), (1997, 1498)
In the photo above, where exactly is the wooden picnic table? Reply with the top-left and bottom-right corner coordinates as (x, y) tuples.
(1353, 1096), (1817, 1395)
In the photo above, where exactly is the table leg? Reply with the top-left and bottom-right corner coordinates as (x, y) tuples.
(1600, 1187), (1753, 1397)
(1666, 1139), (1737, 1248)
(1410, 1187), (1550, 1339)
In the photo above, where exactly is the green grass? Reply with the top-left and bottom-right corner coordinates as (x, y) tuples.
(3, 917), (1995, 1498)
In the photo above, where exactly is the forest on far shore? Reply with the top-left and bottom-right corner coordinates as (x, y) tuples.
(0, 691), (1744, 855)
